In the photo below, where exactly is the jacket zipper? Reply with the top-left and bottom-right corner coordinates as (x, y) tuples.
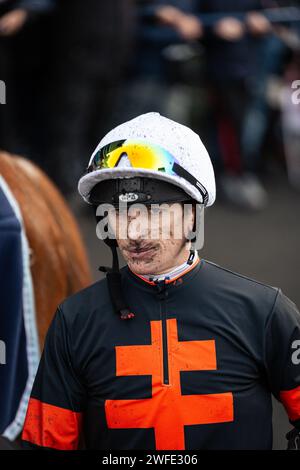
(156, 280), (169, 385)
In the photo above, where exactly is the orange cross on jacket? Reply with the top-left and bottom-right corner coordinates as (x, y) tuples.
(105, 318), (234, 450)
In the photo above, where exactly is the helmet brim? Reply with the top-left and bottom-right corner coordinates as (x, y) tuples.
(78, 168), (213, 206)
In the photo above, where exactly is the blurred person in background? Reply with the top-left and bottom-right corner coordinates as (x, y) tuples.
(152, 1), (289, 210)
(279, 47), (300, 191)
(252, 11), (300, 192)
(115, 0), (202, 124)
(106, 0), (300, 203)
(0, 0), (53, 153)
(38, 0), (135, 197)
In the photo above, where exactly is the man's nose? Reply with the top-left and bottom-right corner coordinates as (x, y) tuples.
(126, 208), (150, 241)
(127, 216), (147, 241)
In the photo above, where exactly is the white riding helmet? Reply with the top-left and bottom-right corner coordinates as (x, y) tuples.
(78, 112), (216, 207)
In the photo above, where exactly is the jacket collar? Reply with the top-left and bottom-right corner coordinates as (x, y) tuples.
(134, 251), (199, 284)
(122, 256), (204, 291)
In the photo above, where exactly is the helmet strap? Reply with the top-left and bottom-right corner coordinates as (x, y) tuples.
(95, 201), (135, 321)
(99, 244), (135, 321)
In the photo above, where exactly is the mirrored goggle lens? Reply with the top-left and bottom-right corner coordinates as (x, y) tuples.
(88, 139), (178, 175)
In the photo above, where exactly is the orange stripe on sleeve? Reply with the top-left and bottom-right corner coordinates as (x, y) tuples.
(280, 385), (300, 422)
(21, 398), (82, 450)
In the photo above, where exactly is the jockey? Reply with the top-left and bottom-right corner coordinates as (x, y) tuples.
(21, 112), (300, 450)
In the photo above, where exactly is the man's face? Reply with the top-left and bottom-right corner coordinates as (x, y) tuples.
(107, 202), (195, 275)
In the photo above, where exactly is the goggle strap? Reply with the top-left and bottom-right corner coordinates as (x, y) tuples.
(173, 162), (208, 205)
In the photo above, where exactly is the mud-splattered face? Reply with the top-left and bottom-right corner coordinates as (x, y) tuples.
(107, 202), (195, 275)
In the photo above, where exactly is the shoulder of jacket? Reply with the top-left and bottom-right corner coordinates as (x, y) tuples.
(203, 258), (279, 296)
(203, 260), (281, 324)
(57, 277), (110, 322)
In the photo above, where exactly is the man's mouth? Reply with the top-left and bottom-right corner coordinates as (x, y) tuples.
(125, 245), (158, 259)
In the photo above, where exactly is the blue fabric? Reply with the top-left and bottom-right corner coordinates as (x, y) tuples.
(0, 185), (28, 433)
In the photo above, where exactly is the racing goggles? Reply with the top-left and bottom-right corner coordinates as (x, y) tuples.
(87, 139), (209, 205)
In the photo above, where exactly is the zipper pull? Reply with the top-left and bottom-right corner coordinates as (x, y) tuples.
(155, 279), (168, 299)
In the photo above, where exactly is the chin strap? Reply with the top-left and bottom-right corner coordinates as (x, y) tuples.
(99, 244), (135, 320)
(187, 248), (196, 265)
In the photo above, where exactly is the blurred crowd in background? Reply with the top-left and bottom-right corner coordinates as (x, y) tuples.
(0, 0), (300, 211)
